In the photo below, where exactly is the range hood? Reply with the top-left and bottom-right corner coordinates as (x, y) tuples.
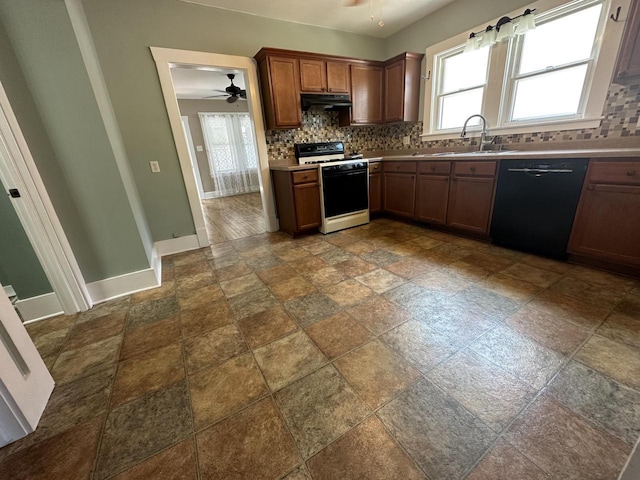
(301, 94), (352, 111)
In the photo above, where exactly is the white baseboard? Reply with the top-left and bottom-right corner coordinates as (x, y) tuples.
(86, 267), (160, 305)
(16, 292), (63, 323)
(202, 191), (217, 200)
(154, 234), (201, 256)
(3, 285), (16, 298)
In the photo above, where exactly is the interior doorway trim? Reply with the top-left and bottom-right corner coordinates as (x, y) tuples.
(150, 47), (279, 247)
(0, 81), (91, 315)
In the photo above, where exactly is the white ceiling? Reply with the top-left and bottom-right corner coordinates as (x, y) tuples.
(178, 0), (456, 38)
(170, 65), (247, 100)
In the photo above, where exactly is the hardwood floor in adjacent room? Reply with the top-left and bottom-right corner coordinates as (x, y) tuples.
(202, 192), (266, 243)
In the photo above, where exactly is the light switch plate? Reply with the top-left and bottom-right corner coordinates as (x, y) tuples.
(149, 161), (160, 173)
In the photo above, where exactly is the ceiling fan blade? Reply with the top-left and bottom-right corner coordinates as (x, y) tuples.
(205, 94), (229, 98)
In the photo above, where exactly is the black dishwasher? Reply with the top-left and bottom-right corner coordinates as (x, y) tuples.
(490, 158), (588, 259)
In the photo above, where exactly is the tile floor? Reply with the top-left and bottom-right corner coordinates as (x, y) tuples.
(2, 218), (640, 479)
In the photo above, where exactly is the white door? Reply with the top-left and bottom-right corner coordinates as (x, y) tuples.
(0, 282), (54, 447)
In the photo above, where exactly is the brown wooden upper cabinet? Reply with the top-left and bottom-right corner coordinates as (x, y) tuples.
(256, 52), (301, 130)
(384, 52), (424, 123)
(300, 59), (350, 93)
(341, 64), (384, 126)
(614, 0), (640, 82)
(255, 47), (424, 129)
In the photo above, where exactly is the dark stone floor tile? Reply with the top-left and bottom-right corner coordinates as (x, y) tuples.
(506, 396), (630, 480)
(236, 305), (298, 348)
(546, 361), (640, 445)
(184, 324), (246, 374)
(597, 310), (640, 349)
(76, 296), (130, 324)
(348, 296), (412, 335)
(127, 296), (179, 329)
(179, 299), (234, 338)
(361, 249), (403, 267)
(524, 290), (610, 330)
(25, 314), (76, 338)
(501, 262), (562, 288)
(452, 286), (521, 321)
(94, 381), (192, 479)
(0, 416), (103, 480)
(428, 350), (535, 432)
(62, 311), (127, 352)
(131, 280), (176, 304)
(112, 438), (197, 480)
(550, 276), (626, 310)
(190, 353), (268, 429)
(335, 340), (420, 410)
(196, 397), (299, 479)
(274, 365), (370, 458)
(0, 367), (115, 461)
(284, 292), (342, 328)
(471, 326), (565, 390)
(254, 330), (326, 391)
(307, 416), (424, 480)
(305, 311), (372, 359)
(31, 327), (70, 358)
(467, 442), (550, 480)
(176, 272), (215, 293)
(120, 315), (181, 360)
(576, 334), (640, 389)
(228, 286), (280, 319)
(377, 379), (496, 479)
(177, 284), (224, 311)
(51, 335), (121, 384)
(111, 342), (185, 407)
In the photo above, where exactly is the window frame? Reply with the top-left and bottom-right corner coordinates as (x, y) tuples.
(421, 0), (630, 140)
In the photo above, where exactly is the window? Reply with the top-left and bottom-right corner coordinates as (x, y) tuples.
(423, 0), (628, 138)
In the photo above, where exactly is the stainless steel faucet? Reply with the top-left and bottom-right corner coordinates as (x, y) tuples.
(461, 114), (495, 151)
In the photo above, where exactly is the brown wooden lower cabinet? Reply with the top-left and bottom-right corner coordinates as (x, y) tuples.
(568, 160), (640, 266)
(415, 174), (450, 225)
(369, 172), (382, 213)
(383, 172), (416, 218)
(272, 169), (321, 236)
(446, 176), (496, 234)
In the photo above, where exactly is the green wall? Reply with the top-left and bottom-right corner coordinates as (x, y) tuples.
(0, 179), (52, 299)
(81, 0), (387, 241)
(0, 0), (150, 281)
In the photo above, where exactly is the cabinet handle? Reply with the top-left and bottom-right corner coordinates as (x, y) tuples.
(430, 165), (436, 171)
(587, 184), (595, 190)
(303, 175), (309, 179)
(470, 166), (476, 173)
(627, 170), (637, 176)
(396, 165), (401, 170)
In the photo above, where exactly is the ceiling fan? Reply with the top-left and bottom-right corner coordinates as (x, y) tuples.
(206, 73), (247, 103)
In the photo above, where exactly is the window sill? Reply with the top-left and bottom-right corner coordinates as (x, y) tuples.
(421, 116), (604, 141)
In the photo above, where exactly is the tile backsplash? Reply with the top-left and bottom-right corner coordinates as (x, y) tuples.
(265, 82), (640, 161)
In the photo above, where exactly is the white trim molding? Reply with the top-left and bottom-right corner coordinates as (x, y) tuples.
(150, 47), (279, 244)
(0, 81), (91, 314)
(154, 234), (201, 257)
(16, 292), (64, 323)
(86, 267), (160, 305)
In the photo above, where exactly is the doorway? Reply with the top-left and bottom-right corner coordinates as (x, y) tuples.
(170, 65), (266, 243)
(151, 47), (278, 249)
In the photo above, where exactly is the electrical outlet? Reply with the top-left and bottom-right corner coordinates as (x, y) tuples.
(149, 161), (160, 173)
(402, 136), (411, 145)
(196, 145), (204, 152)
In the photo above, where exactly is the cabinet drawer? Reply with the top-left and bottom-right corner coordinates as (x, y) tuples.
(588, 161), (640, 185)
(369, 162), (382, 173)
(418, 161), (451, 175)
(383, 161), (417, 173)
(292, 169), (318, 184)
(454, 161), (496, 177)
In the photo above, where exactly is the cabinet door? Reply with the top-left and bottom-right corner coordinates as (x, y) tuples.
(350, 64), (383, 124)
(369, 173), (382, 213)
(415, 174), (450, 225)
(293, 183), (321, 230)
(447, 176), (495, 234)
(384, 59), (405, 123)
(300, 59), (326, 92)
(568, 183), (640, 265)
(383, 173), (416, 217)
(269, 56), (302, 128)
(326, 62), (349, 93)
(615, 0), (640, 81)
